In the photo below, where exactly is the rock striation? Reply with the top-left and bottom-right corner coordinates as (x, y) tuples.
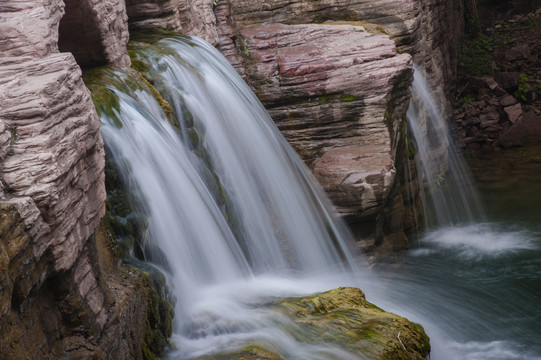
(58, 0), (131, 66)
(0, 1), (160, 358)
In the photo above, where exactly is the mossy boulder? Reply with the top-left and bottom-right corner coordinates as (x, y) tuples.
(190, 287), (429, 360)
(194, 345), (284, 360)
(274, 287), (430, 360)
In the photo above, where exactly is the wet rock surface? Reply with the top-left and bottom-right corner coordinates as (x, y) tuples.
(193, 287), (431, 360)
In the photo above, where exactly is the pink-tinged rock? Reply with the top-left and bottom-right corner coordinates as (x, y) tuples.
(126, 0), (219, 45)
(0, 52), (106, 272)
(0, 0), (64, 59)
(233, 23), (411, 219)
(500, 109), (541, 148)
(58, 0), (130, 66)
(504, 102), (523, 123)
(313, 145), (395, 218)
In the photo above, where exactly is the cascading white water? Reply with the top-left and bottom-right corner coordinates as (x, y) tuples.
(97, 35), (371, 359)
(397, 65), (541, 360)
(407, 65), (485, 227)
(91, 35), (541, 360)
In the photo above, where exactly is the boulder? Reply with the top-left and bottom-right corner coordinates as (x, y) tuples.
(500, 109), (541, 147)
(504, 102), (523, 124)
(192, 287), (430, 360)
(504, 43), (531, 62)
(494, 72), (521, 92)
(274, 287), (430, 360)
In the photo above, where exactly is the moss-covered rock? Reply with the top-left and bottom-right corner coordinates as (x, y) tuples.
(194, 345), (284, 360)
(273, 287), (430, 360)
(189, 287), (429, 360)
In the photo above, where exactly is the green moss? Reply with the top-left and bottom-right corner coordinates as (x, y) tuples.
(458, 33), (502, 76)
(273, 287), (430, 360)
(340, 95), (357, 102)
(319, 96), (329, 103)
(141, 270), (174, 359)
(406, 137), (416, 160)
(514, 73), (532, 103)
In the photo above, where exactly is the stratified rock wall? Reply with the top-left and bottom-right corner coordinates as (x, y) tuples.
(0, 1), (152, 358)
(126, 0), (219, 45)
(58, 0), (130, 66)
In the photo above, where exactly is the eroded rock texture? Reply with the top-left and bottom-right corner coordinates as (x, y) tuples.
(125, 0), (219, 45)
(0, 1), (155, 358)
(58, 0), (130, 66)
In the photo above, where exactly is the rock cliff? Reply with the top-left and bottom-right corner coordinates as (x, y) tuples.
(0, 1), (159, 358)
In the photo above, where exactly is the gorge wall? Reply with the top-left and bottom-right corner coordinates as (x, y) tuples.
(0, 0), (483, 358)
(0, 1), (166, 359)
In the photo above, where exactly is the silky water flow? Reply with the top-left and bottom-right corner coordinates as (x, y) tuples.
(374, 66), (541, 360)
(91, 36), (541, 359)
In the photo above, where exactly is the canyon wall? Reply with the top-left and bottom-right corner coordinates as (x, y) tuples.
(0, 1), (163, 359)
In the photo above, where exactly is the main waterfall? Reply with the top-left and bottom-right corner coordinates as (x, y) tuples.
(87, 34), (541, 360)
(94, 35), (374, 359)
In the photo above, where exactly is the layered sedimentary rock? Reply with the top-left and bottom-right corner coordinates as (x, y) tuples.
(125, 0), (219, 45)
(0, 1), (159, 358)
(58, 0), (130, 66)
(212, 2), (416, 253)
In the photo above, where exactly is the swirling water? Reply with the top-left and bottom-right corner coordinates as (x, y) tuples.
(91, 35), (541, 359)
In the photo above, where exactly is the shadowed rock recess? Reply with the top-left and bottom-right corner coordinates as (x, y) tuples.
(0, 0), (475, 358)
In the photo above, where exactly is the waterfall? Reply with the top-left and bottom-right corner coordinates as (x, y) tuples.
(406, 65), (485, 227)
(94, 35), (369, 359)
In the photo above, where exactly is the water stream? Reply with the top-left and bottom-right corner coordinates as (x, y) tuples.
(90, 35), (541, 359)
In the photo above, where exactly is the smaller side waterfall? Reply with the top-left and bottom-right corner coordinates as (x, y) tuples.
(407, 65), (485, 227)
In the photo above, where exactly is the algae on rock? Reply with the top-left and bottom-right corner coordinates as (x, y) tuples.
(274, 287), (430, 360)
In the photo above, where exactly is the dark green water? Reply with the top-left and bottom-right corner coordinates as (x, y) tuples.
(373, 145), (541, 359)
